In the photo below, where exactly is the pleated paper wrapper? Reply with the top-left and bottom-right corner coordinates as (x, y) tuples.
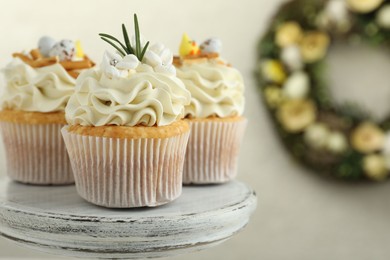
(183, 118), (247, 184)
(0, 122), (74, 185)
(61, 126), (190, 208)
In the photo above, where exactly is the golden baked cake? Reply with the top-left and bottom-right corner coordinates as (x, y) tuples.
(62, 14), (191, 208)
(0, 36), (94, 185)
(175, 34), (247, 184)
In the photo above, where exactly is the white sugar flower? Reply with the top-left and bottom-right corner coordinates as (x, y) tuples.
(101, 51), (138, 79)
(280, 45), (303, 71)
(149, 43), (174, 65)
(376, 5), (390, 29)
(103, 65), (121, 79)
(101, 42), (176, 78)
(143, 50), (162, 67)
(160, 48), (174, 65)
(282, 71), (309, 99)
(116, 54), (139, 70)
(99, 16), (175, 77)
(142, 43), (175, 76)
(149, 42), (165, 54)
(101, 51), (121, 78)
(101, 51), (122, 68)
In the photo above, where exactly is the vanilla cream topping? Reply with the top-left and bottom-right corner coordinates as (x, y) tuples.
(176, 59), (245, 118)
(65, 63), (191, 127)
(1, 58), (76, 112)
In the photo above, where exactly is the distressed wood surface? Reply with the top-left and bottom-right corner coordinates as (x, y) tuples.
(0, 178), (257, 259)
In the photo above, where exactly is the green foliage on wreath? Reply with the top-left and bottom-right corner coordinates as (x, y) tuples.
(256, 0), (390, 181)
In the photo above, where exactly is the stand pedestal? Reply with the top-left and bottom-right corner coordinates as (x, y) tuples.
(0, 178), (257, 259)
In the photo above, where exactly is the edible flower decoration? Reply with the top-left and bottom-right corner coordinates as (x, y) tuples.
(12, 36), (94, 79)
(99, 14), (176, 78)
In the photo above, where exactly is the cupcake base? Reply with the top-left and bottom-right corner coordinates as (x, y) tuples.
(0, 123), (73, 185)
(61, 121), (190, 208)
(0, 110), (73, 185)
(183, 116), (247, 184)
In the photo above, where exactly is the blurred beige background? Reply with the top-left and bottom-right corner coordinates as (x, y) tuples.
(1, 0), (390, 259)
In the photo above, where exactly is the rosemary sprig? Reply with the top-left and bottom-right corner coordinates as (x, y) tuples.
(140, 41), (150, 60)
(134, 14), (141, 58)
(99, 14), (149, 61)
(99, 34), (127, 50)
(122, 24), (133, 54)
(100, 37), (126, 56)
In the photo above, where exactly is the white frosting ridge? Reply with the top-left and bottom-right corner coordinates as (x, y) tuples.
(1, 58), (76, 112)
(65, 64), (191, 127)
(176, 60), (245, 118)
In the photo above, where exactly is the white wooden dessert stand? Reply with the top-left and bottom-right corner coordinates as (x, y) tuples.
(0, 178), (257, 259)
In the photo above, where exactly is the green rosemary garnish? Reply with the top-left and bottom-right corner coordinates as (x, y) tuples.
(99, 14), (150, 61)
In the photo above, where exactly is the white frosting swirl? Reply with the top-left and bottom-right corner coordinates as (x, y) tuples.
(65, 63), (191, 127)
(1, 58), (76, 112)
(176, 59), (245, 118)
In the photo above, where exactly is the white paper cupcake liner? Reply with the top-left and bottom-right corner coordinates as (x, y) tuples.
(183, 118), (247, 184)
(0, 122), (74, 185)
(61, 126), (190, 208)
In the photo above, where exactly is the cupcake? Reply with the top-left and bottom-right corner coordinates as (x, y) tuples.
(0, 37), (94, 185)
(174, 34), (247, 184)
(62, 14), (191, 208)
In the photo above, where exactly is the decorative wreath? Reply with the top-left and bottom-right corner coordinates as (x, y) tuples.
(257, 0), (390, 181)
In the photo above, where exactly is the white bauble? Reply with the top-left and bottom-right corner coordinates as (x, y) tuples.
(283, 71), (309, 99)
(326, 131), (348, 153)
(346, 0), (383, 13)
(304, 123), (330, 149)
(377, 5), (390, 29)
(280, 45), (303, 71)
(326, 0), (348, 23)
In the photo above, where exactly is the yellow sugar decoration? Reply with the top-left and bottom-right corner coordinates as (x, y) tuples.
(179, 33), (199, 57)
(75, 40), (84, 58)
